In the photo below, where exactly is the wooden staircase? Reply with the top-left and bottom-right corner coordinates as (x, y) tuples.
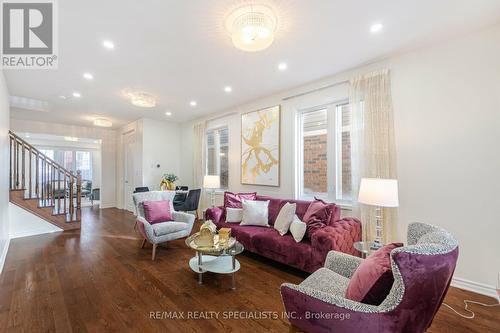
(9, 131), (81, 231)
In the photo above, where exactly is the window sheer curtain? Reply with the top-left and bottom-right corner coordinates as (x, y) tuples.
(193, 121), (207, 215)
(350, 69), (398, 244)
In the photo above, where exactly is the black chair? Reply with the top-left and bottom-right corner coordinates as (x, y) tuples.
(174, 189), (201, 219)
(133, 187), (149, 193)
(175, 186), (188, 191)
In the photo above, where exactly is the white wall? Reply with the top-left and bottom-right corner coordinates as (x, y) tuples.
(141, 118), (182, 190)
(10, 119), (117, 208)
(116, 118), (181, 210)
(9, 203), (62, 238)
(179, 24), (500, 295)
(0, 72), (10, 273)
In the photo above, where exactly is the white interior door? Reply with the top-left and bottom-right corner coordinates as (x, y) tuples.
(123, 132), (137, 212)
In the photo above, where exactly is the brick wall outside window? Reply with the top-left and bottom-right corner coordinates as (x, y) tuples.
(303, 134), (328, 193)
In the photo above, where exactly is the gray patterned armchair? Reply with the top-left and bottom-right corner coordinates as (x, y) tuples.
(133, 191), (195, 260)
(280, 222), (459, 333)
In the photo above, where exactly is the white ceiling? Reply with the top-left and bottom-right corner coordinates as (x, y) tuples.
(5, 0), (500, 128)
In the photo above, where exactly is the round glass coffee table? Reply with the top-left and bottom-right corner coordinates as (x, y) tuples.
(185, 233), (244, 290)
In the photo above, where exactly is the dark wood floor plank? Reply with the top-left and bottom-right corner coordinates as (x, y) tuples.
(0, 207), (498, 333)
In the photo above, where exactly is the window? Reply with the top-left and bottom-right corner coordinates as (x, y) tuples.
(206, 127), (229, 188)
(38, 148), (93, 181)
(76, 151), (92, 180)
(297, 102), (352, 203)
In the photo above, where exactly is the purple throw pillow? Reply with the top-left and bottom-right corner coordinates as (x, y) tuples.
(224, 191), (257, 209)
(345, 242), (403, 305)
(302, 199), (332, 238)
(143, 200), (173, 224)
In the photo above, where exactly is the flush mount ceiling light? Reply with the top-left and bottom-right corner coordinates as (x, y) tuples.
(123, 90), (156, 108)
(370, 23), (383, 34)
(102, 40), (115, 49)
(93, 118), (113, 127)
(225, 4), (277, 52)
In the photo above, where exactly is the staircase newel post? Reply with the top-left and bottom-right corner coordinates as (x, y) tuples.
(76, 170), (81, 221)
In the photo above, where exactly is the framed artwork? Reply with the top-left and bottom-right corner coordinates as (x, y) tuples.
(241, 105), (280, 186)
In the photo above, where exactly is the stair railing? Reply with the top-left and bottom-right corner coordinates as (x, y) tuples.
(9, 131), (81, 222)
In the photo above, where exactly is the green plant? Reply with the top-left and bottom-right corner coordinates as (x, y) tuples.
(163, 173), (178, 183)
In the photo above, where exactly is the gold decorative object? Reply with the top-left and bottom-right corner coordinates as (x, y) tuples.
(218, 228), (231, 247)
(194, 220), (217, 247)
(159, 173), (178, 191)
(241, 105), (280, 186)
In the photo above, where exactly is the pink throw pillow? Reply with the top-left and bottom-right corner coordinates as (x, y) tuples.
(143, 200), (173, 224)
(345, 242), (403, 305)
(224, 191), (257, 209)
(302, 199), (332, 238)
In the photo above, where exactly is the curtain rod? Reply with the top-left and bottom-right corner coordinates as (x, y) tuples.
(282, 79), (349, 101)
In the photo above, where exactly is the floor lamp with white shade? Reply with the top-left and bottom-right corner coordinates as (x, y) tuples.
(203, 175), (220, 207)
(358, 178), (399, 250)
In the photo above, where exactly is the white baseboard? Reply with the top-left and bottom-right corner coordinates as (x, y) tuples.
(0, 238), (10, 274)
(451, 276), (498, 299)
(10, 228), (62, 239)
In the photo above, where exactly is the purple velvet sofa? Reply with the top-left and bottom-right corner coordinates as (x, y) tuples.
(280, 222), (459, 333)
(205, 195), (361, 273)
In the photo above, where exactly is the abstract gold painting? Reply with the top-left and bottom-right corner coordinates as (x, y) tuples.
(241, 105), (280, 186)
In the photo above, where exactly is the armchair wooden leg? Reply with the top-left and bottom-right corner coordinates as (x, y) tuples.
(134, 220), (137, 230)
(152, 244), (158, 261)
(141, 239), (147, 249)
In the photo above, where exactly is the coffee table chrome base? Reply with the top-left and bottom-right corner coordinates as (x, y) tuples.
(190, 253), (241, 289)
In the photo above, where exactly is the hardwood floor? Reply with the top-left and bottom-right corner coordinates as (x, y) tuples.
(0, 208), (498, 333)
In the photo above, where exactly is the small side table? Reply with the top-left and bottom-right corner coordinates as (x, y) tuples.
(354, 241), (382, 258)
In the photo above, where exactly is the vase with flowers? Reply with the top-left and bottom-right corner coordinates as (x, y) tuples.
(160, 173), (178, 191)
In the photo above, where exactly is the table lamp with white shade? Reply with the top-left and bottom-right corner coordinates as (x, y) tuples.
(358, 178), (399, 250)
(203, 175), (220, 207)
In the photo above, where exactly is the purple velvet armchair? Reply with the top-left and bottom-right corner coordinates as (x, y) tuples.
(280, 222), (459, 333)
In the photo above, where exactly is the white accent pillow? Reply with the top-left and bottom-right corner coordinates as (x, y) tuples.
(289, 215), (307, 242)
(240, 200), (270, 227)
(273, 202), (296, 236)
(226, 208), (243, 223)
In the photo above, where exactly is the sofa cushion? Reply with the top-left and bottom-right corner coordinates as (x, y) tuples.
(256, 195), (283, 225)
(302, 199), (332, 238)
(241, 200), (270, 227)
(274, 202), (296, 236)
(289, 215), (307, 242)
(345, 242), (403, 305)
(224, 191), (257, 208)
(152, 221), (188, 236)
(226, 208), (243, 223)
(143, 200), (173, 224)
(215, 221), (273, 252)
(301, 267), (350, 296)
(252, 230), (313, 269)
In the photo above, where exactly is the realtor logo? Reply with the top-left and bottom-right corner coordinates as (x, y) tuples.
(1, 0), (58, 69)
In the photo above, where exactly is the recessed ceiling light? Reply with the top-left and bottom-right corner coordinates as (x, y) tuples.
(190, 101), (197, 107)
(278, 62), (288, 71)
(72, 92), (81, 98)
(83, 73), (94, 80)
(25, 134), (30, 138)
(224, 86), (232, 93)
(102, 40), (115, 49)
(93, 118), (112, 127)
(165, 111), (172, 116)
(370, 23), (383, 34)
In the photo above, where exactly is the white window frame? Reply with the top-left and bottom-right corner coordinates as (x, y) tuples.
(205, 126), (229, 189)
(295, 100), (351, 206)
